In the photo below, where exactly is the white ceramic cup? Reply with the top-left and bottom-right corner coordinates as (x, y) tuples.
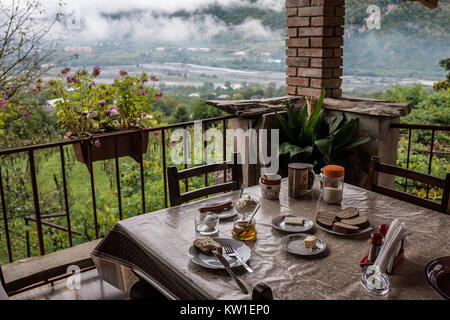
(259, 173), (282, 200)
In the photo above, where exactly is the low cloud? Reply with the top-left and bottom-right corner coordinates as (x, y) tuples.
(39, 0), (283, 43)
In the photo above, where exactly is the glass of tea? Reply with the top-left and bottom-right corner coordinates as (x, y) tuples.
(232, 216), (257, 241)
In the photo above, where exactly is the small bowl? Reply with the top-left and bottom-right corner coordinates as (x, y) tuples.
(233, 195), (260, 216)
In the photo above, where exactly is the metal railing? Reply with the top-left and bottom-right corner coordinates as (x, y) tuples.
(390, 123), (450, 199)
(0, 115), (236, 263)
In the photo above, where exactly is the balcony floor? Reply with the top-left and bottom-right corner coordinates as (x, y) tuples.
(11, 269), (129, 300)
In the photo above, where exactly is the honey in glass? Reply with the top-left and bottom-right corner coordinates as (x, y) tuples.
(232, 217), (257, 241)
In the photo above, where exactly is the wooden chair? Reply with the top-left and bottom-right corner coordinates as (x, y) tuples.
(0, 267), (9, 300)
(168, 152), (243, 207)
(365, 156), (450, 213)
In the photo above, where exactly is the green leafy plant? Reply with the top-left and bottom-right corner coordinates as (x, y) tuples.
(47, 67), (162, 138)
(275, 89), (371, 172)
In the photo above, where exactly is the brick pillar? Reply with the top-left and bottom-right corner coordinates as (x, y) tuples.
(286, 0), (345, 98)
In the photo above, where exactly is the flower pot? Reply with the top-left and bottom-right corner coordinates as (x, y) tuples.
(72, 129), (149, 164)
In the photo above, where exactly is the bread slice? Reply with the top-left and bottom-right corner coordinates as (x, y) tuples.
(193, 238), (222, 255)
(336, 207), (359, 220)
(341, 216), (370, 228)
(332, 222), (359, 234)
(315, 211), (336, 229)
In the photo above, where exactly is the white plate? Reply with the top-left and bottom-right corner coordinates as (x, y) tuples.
(215, 207), (237, 219)
(316, 223), (374, 236)
(271, 215), (314, 233)
(281, 234), (326, 256)
(188, 238), (251, 269)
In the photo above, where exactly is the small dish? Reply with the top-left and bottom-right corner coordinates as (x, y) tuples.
(316, 223), (373, 237)
(188, 237), (251, 269)
(271, 215), (313, 233)
(215, 207), (237, 219)
(233, 195), (260, 216)
(280, 233), (326, 256)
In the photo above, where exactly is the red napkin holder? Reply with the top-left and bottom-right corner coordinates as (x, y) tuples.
(359, 224), (405, 275)
(359, 248), (404, 275)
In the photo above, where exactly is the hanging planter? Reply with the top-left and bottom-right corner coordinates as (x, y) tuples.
(46, 67), (162, 165)
(72, 129), (149, 164)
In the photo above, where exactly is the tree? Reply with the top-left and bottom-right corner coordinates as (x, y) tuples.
(191, 99), (224, 120)
(169, 104), (190, 124)
(433, 58), (450, 92)
(0, 0), (63, 98)
(0, 0), (63, 134)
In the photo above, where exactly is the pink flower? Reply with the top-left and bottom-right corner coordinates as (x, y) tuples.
(110, 109), (119, 116)
(110, 105), (117, 110)
(141, 89), (148, 96)
(151, 76), (159, 82)
(153, 132), (160, 136)
(98, 100), (106, 107)
(92, 66), (101, 77)
(155, 91), (163, 100)
(22, 109), (29, 119)
(170, 141), (177, 147)
(66, 75), (78, 84)
(104, 109), (111, 115)
(119, 70), (128, 77)
(94, 138), (101, 148)
(0, 100), (8, 108)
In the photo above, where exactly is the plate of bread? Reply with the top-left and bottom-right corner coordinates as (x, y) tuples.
(281, 234), (326, 256)
(271, 215), (314, 233)
(315, 207), (373, 236)
(188, 237), (251, 269)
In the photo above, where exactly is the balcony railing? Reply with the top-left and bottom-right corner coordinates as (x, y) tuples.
(0, 115), (236, 264)
(1, 118), (447, 266)
(390, 123), (450, 199)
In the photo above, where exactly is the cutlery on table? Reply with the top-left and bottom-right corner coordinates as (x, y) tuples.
(223, 244), (254, 274)
(246, 203), (260, 227)
(239, 182), (245, 198)
(213, 250), (248, 294)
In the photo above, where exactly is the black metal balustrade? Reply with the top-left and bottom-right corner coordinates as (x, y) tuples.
(0, 115), (236, 263)
(389, 123), (450, 199)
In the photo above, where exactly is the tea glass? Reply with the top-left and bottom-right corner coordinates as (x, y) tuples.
(232, 216), (257, 241)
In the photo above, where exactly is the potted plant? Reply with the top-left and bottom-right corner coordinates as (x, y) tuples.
(275, 89), (371, 174)
(47, 67), (162, 164)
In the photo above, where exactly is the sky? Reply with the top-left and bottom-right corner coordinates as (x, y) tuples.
(38, 0), (284, 43)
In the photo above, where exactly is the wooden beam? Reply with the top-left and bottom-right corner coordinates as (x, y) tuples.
(403, 0), (438, 9)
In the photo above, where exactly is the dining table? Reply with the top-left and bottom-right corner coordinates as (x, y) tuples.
(91, 178), (449, 300)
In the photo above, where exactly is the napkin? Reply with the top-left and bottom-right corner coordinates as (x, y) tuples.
(373, 219), (409, 273)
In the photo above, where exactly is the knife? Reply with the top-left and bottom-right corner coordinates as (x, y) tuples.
(213, 250), (248, 294)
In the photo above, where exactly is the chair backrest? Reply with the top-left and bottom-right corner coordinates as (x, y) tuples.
(365, 156), (450, 214)
(167, 152), (243, 207)
(0, 267), (9, 300)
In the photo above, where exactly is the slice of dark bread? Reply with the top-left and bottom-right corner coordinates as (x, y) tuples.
(315, 211), (336, 229)
(332, 222), (359, 234)
(193, 238), (222, 255)
(340, 216), (370, 228)
(335, 207), (359, 220)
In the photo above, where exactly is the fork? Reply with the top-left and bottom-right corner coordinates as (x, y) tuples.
(223, 244), (254, 273)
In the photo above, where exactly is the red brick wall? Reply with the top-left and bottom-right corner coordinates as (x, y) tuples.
(286, 0), (345, 98)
